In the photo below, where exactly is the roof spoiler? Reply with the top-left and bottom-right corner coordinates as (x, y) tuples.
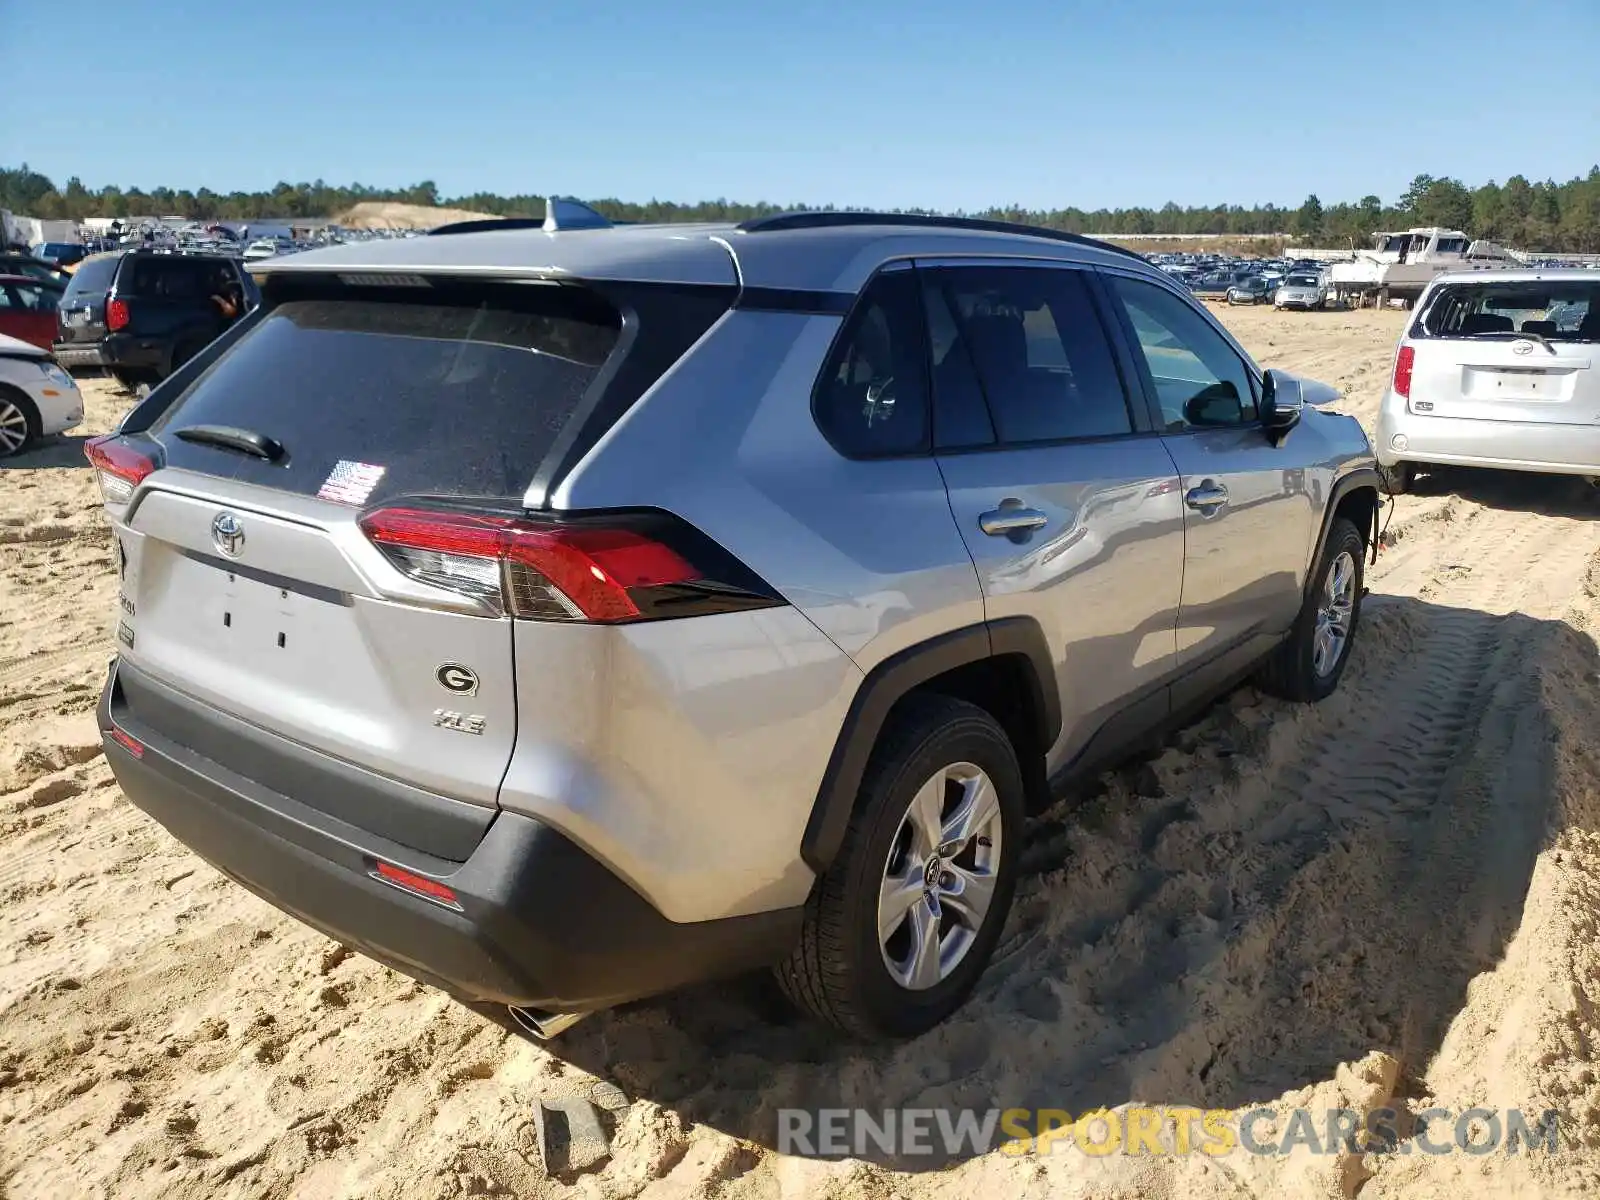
(429, 196), (613, 237)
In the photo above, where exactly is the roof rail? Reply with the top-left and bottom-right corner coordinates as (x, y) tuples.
(428, 197), (615, 237)
(734, 211), (1145, 260)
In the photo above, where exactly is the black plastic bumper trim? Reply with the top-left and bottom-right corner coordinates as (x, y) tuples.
(99, 659), (801, 1010)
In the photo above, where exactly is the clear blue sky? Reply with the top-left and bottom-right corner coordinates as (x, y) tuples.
(6, 0), (1597, 212)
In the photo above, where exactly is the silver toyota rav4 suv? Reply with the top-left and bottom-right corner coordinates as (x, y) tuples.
(1376, 268), (1600, 493)
(88, 206), (1379, 1041)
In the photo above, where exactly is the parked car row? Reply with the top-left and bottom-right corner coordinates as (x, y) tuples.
(1150, 252), (1333, 313)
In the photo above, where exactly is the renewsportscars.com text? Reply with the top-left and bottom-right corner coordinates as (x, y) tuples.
(777, 1105), (1562, 1159)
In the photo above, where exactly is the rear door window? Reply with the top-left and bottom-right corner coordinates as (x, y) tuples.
(922, 278), (996, 450)
(924, 265), (1133, 445)
(150, 282), (624, 504)
(10, 282), (60, 312)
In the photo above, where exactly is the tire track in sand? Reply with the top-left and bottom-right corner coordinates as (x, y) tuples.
(980, 494), (1600, 1112)
(1146, 496), (1600, 1102)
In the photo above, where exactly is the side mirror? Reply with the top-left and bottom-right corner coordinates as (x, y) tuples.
(1260, 368), (1303, 442)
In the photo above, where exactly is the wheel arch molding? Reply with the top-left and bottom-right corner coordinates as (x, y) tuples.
(800, 617), (1060, 874)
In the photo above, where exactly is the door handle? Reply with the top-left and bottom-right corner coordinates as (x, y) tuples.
(979, 501), (1049, 537)
(1185, 481), (1229, 512)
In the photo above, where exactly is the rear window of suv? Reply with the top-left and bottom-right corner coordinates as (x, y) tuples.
(1416, 281), (1598, 340)
(60, 254), (120, 301)
(149, 282), (624, 505)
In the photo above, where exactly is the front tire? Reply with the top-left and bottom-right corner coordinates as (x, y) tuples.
(0, 387), (40, 458)
(775, 694), (1024, 1040)
(1258, 517), (1365, 703)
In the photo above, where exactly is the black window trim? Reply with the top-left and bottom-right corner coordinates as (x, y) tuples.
(1094, 264), (1266, 438)
(916, 257), (1158, 457)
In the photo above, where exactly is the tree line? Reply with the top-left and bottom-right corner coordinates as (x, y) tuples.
(4, 164), (1598, 253)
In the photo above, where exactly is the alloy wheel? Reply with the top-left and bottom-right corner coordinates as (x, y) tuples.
(877, 761), (1004, 991)
(0, 400), (29, 456)
(1313, 550), (1356, 677)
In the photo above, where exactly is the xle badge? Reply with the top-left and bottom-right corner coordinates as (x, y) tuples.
(433, 709), (487, 736)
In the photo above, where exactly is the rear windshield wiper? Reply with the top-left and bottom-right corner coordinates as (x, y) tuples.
(174, 424), (286, 461)
(1462, 330), (1556, 354)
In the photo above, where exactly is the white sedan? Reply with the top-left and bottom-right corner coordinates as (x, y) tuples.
(0, 332), (84, 457)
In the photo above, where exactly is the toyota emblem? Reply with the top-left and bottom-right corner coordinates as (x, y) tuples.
(1511, 340), (1534, 356)
(211, 511), (245, 557)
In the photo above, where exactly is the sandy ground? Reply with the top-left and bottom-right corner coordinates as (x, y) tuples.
(335, 202), (500, 230)
(4, 305), (1600, 1199)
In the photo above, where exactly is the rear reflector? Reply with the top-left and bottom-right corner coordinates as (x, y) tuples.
(370, 860), (461, 909)
(359, 505), (780, 623)
(85, 435), (158, 505)
(109, 728), (145, 759)
(1393, 344), (1415, 399)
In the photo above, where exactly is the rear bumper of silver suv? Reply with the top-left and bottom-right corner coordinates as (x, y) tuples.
(98, 657), (801, 1012)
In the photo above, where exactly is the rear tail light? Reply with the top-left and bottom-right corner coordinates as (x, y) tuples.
(1392, 344), (1415, 399)
(106, 298), (130, 331)
(84, 435), (158, 505)
(359, 505), (782, 623)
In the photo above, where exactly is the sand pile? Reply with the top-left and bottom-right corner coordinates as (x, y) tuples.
(335, 202), (506, 230)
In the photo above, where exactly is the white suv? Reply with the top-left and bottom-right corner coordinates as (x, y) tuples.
(1375, 269), (1600, 493)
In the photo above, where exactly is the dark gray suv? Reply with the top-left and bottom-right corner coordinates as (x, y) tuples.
(53, 249), (256, 388)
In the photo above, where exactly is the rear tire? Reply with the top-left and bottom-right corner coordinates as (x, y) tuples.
(775, 694), (1024, 1040)
(0, 387), (40, 458)
(1258, 517), (1365, 703)
(1376, 461), (1413, 495)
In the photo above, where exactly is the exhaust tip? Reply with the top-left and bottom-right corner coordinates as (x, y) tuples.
(507, 1005), (588, 1040)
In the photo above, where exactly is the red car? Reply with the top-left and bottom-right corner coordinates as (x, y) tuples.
(0, 275), (65, 350)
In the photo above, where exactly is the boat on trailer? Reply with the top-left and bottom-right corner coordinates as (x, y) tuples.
(1329, 228), (1518, 306)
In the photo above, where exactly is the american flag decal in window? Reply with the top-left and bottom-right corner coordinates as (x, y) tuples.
(317, 460), (386, 505)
